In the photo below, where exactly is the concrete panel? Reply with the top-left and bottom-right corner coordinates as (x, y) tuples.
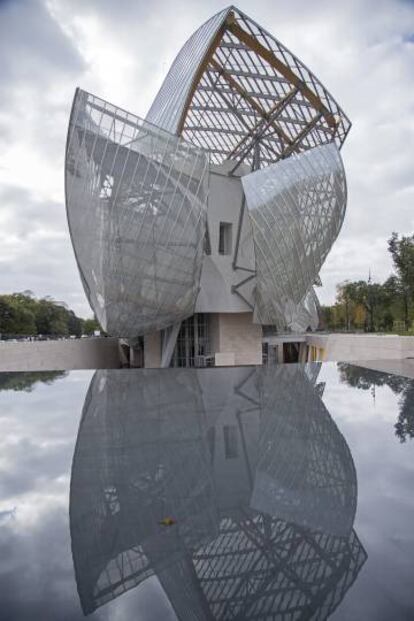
(306, 334), (414, 362)
(143, 332), (161, 368)
(209, 314), (220, 355)
(195, 164), (255, 314)
(215, 352), (236, 366)
(216, 312), (262, 366)
(0, 338), (120, 371)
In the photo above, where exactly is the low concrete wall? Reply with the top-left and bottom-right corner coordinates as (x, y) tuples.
(306, 334), (414, 362)
(0, 338), (121, 371)
(6, 333), (412, 373)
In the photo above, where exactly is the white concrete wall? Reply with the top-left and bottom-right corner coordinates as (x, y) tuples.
(306, 334), (414, 362)
(213, 312), (262, 366)
(0, 338), (121, 371)
(195, 162), (256, 313)
(144, 331), (161, 368)
(215, 352), (236, 366)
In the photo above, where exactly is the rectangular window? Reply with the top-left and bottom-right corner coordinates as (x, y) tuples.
(223, 425), (238, 459)
(218, 222), (232, 255)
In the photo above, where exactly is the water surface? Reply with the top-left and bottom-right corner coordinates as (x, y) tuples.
(0, 363), (413, 620)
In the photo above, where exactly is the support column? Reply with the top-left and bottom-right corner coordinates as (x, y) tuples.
(144, 331), (161, 368)
(277, 344), (284, 364)
(299, 342), (307, 363)
(161, 322), (181, 368)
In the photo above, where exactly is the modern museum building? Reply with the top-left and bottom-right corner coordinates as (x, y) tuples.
(65, 6), (350, 368)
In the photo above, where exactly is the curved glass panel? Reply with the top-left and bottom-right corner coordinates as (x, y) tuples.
(242, 143), (347, 329)
(65, 89), (209, 337)
(289, 286), (320, 332)
(146, 7), (230, 133)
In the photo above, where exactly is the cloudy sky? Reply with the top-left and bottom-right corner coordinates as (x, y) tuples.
(0, 0), (413, 317)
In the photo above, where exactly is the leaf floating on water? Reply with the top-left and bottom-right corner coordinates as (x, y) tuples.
(159, 517), (176, 527)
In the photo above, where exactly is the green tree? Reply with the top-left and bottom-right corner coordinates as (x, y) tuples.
(337, 280), (388, 332)
(387, 233), (414, 329)
(35, 299), (68, 335)
(0, 292), (86, 337)
(83, 317), (100, 335)
(0, 294), (36, 335)
(0, 297), (16, 334)
(319, 305), (334, 330)
(67, 310), (82, 336)
(336, 281), (357, 330)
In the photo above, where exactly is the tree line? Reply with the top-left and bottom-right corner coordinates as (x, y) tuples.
(320, 232), (414, 333)
(1, 231), (413, 337)
(0, 291), (100, 337)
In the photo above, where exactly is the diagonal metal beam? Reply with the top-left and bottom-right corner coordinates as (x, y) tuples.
(226, 19), (338, 131)
(209, 58), (293, 148)
(280, 112), (323, 159)
(226, 86), (298, 162)
(204, 69), (253, 132)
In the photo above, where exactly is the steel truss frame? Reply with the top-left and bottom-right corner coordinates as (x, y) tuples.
(147, 6), (351, 169)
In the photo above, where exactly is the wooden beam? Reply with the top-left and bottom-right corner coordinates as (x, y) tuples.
(280, 112), (323, 159)
(226, 20), (337, 130)
(226, 86), (298, 160)
(209, 58), (293, 147)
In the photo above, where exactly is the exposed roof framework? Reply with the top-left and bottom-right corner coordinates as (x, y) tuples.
(148, 6), (351, 168)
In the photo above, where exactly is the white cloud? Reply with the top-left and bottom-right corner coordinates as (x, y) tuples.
(0, 0), (413, 315)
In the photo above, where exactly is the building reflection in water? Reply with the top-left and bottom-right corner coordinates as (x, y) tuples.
(70, 365), (367, 619)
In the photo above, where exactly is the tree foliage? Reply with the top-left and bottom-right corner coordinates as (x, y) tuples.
(387, 232), (414, 328)
(321, 232), (414, 333)
(83, 317), (100, 335)
(0, 292), (98, 337)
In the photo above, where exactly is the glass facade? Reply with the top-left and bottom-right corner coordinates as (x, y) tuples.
(242, 143), (346, 329)
(66, 90), (209, 337)
(170, 313), (212, 367)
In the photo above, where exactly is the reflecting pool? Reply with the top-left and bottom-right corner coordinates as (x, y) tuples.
(0, 363), (413, 620)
